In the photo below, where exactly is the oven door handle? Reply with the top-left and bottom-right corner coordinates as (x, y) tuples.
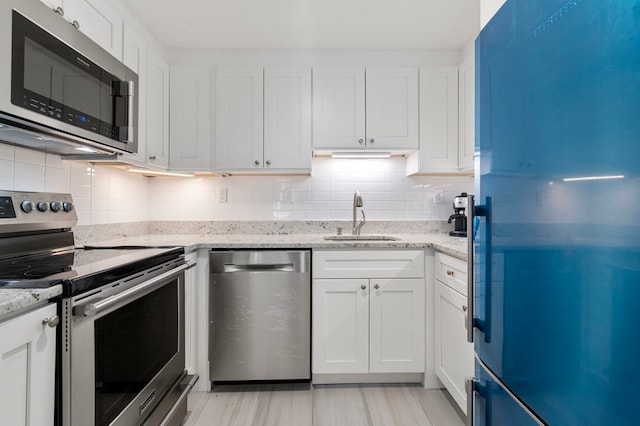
(74, 260), (196, 317)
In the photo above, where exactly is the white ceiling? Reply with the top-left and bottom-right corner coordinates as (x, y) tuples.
(121, 0), (480, 50)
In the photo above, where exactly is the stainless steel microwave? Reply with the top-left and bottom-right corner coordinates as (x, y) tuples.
(0, 0), (138, 156)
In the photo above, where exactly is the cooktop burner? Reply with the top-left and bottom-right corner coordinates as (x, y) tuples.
(0, 246), (184, 297)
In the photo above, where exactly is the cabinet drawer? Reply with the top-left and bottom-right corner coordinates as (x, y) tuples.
(313, 250), (424, 279)
(435, 251), (467, 295)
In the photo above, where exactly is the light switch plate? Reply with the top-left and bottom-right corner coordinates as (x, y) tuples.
(218, 188), (228, 203)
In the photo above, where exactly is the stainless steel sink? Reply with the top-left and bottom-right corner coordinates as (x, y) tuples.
(323, 235), (400, 241)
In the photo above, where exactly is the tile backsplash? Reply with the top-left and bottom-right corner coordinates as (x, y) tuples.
(0, 144), (149, 226)
(0, 143), (473, 225)
(148, 157), (473, 221)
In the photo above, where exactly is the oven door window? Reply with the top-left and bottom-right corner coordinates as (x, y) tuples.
(94, 280), (179, 426)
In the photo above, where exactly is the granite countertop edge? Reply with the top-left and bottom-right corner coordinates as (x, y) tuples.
(84, 233), (468, 259)
(0, 285), (62, 322)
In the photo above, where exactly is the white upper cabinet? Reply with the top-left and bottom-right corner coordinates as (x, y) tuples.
(312, 67), (366, 150)
(264, 67), (312, 170)
(313, 67), (418, 151)
(458, 55), (475, 171)
(215, 66), (264, 170)
(215, 66), (311, 172)
(170, 66), (211, 171)
(42, 0), (123, 60)
(365, 68), (419, 150)
(120, 23), (147, 165)
(406, 67), (459, 174)
(146, 50), (170, 168)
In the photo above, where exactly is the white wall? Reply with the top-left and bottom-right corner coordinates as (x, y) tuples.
(0, 143), (149, 226)
(481, 0), (508, 29)
(149, 157), (473, 221)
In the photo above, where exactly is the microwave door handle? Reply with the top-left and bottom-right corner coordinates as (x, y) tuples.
(113, 80), (135, 143)
(125, 80), (134, 143)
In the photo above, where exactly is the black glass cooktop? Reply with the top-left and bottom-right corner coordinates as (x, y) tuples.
(0, 246), (184, 297)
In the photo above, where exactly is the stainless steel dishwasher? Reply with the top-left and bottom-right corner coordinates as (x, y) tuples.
(209, 250), (311, 383)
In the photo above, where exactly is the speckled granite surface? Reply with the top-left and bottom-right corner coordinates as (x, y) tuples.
(76, 220), (467, 258)
(0, 286), (62, 322)
(82, 233), (468, 260)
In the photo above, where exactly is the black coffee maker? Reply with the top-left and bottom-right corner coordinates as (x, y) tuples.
(448, 193), (468, 237)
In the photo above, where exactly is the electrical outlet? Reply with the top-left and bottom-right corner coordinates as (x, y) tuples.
(218, 188), (228, 203)
(283, 188), (294, 203)
(434, 189), (444, 203)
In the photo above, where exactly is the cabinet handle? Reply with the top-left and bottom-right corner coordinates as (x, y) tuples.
(358, 138), (364, 144)
(149, 155), (157, 161)
(446, 269), (455, 276)
(462, 305), (468, 312)
(72, 20), (80, 30)
(266, 160), (271, 166)
(54, 6), (64, 16)
(360, 284), (367, 290)
(254, 160), (260, 166)
(42, 315), (59, 328)
(373, 283), (380, 290)
(369, 138), (375, 144)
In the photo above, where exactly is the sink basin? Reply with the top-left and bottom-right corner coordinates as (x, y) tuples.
(323, 235), (400, 241)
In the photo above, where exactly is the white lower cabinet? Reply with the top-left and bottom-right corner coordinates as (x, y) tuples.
(312, 250), (425, 376)
(434, 252), (473, 414)
(0, 304), (57, 425)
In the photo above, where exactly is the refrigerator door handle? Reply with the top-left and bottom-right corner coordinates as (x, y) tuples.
(466, 194), (475, 343)
(465, 377), (478, 426)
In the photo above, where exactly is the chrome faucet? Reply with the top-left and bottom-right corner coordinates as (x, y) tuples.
(352, 191), (366, 235)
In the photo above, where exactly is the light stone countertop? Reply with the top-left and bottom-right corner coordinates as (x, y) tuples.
(0, 286), (62, 322)
(82, 233), (468, 260)
(1, 234), (466, 321)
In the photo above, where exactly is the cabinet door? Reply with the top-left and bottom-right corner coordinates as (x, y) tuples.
(0, 304), (56, 425)
(416, 67), (460, 171)
(215, 66), (264, 170)
(369, 278), (425, 373)
(146, 50), (170, 168)
(39, 0), (63, 9)
(170, 66), (211, 170)
(458, 55), (475, 170)
(63, 0), (123, 59)
(264, 67), (311, 170)
(120, 23), (147, 165)
(435, 280), (474, 413)
(365, 68), (419, 150)
(312, 67), (365, 150)
(312, 279), (369, 374)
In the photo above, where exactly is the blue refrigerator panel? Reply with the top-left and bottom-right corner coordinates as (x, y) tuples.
(474, 358), (540, 426)
(475, 0), (640, 424)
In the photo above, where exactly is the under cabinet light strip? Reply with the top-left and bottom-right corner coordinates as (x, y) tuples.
(331, 152), (392, 159)
(127, 168), (194, 178)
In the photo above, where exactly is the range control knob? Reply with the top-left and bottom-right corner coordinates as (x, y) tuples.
(21, 200), (35, 213)
(62, 201), (74, 212)
(37, 202), (49, 212)
(50, 202), (62, 212)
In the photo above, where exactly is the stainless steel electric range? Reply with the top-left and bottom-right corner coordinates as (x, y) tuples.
(0, 190), (197, 426)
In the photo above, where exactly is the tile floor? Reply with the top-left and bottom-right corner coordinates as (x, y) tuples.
(185, 384), (465, 426)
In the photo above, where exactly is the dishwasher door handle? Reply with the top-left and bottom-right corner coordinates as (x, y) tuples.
(223, 263), (295, 273)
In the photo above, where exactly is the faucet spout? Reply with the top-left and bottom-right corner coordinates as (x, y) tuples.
(352, 191), (365, 235)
